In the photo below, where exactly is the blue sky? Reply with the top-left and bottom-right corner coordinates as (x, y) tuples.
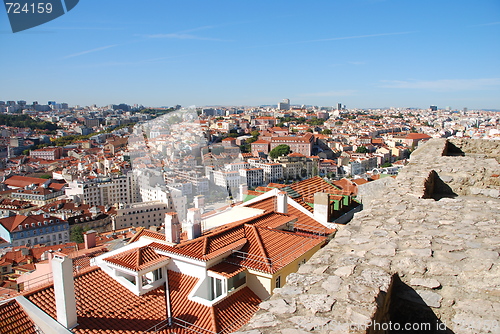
(1, 0), (499, 109)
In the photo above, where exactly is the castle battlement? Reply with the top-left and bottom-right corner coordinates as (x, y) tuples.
(240, 138), (500, 334)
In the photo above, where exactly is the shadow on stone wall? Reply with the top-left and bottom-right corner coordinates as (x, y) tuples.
(389, 274), (453, 333)
(442, 141), (465, 157)
(422, 171), (458, 201)
(368, 274), (454, 334)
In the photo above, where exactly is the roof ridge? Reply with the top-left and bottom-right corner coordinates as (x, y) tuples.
(136, 246), (144, 268)
(246, 225), (270, 267)
(210, 307), (218, 333)
(127, 226), (145, 244)
(203, 237), (209, 256)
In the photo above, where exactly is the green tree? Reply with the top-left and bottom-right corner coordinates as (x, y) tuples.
(246, 137), (258, 144)
(321, 129), (332, 135)
(70, 226), (85, 243)
(39, 174), (51, 179)
(250, 130), (260, 137)
(381, 162), (393, 168)
(269, 144), (290, 159)
(356, 146), (369, 153)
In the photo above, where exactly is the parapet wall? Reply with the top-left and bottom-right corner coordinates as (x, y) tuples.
(238, 139), (500, 334)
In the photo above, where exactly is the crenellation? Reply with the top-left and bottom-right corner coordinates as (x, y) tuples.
(242, 138), (500, 334)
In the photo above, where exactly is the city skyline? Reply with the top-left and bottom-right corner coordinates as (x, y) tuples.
(1, 0), (500, 109)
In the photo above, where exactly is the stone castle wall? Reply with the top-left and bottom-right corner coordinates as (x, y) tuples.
(238, 139), (500, 334)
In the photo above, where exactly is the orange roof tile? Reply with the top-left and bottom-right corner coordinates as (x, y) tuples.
(0, 299), (38, 334)
(246, 195), (335, 236)
(208, 262), (246, 278)
(104, 246), (170, 271)
(226, 225), (325, 274)
(4, 175), (47, 188)
(332, 178), (358, 196)
(24, 268), (260, 334)
(352, 178), (369, 186)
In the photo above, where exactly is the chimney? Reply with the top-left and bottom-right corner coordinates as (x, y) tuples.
(165, 212), (180, 244)
(313, 192), (331, 223)
(84, 230), (96, 249)
(185, 208), (202, 240)
(194, 195), (205, 210)
(239, 184), (248, 202)
(51, 253), (78, 329)
(276, 191), (288, 214)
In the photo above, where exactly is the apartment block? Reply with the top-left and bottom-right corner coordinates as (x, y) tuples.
(114, 201), (170, 230)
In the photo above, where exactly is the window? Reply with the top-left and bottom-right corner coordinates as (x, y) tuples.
(227, 271), (246, 292)
(209, 277), (223, 301)
(275, 276), (281, 289)
(153, 268), (163, 281)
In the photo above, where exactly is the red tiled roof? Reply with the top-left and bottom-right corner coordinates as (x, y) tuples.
(128, 228), (166, 243)
(405, 133), (431, 140)
(246, 196), (335, 236)
(148, 211), (299, 263)
(245, 190), (263, 197)
(208, 262), (246, 278)
(4, 175), (47, 188)
(332, 178), (358, 196)
(290, 176), (350, 197)
(0, 214), (65, 233)
(266, 183), (287, 189)
(352, 178), (369, 186)
(0, 299), (38, 334)
(31, 243), (78, 261)
(104, 246), (170, 271)
(226, 225), (325, 274)
(255, 186), (273, 192)
(24, 268), (260, 334)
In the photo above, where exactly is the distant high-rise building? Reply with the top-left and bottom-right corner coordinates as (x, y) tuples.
(430, 105), (438, 111)
(278, 98), (290, 111)
(337, 103), (342, 111)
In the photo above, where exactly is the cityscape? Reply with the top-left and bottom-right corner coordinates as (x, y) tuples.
(0, 98), (498, 333)
(0, 0), (499, 333)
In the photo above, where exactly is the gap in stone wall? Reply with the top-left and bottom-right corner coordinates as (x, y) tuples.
(442, 141), (465, 157)
(386, 274), (454, 334)
(422, 171), (458, 201)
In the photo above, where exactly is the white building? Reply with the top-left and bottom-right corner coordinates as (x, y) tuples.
(114, 201), (170, 230)
(248, 161), (283, 183)
(239, 168), (264, 188)
(213, 170), (241, 189)
(65, 172), (136, 207)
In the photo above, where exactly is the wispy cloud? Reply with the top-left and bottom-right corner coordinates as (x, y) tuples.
(144, 33), (228, 41)
(303, 31), (415, 43)
(379, 78), (500, 91)
(300, 90), (357, 97)
(348, 61), (366, 65)
(469, 21), (500, 27)
(139, 25), (229, 41)
(62, 44), (119, 59)
(247, 31), (415, 49)
(73, 52), (205, 68)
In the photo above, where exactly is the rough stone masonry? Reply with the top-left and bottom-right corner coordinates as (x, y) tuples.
(238, 138), (500, 334)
